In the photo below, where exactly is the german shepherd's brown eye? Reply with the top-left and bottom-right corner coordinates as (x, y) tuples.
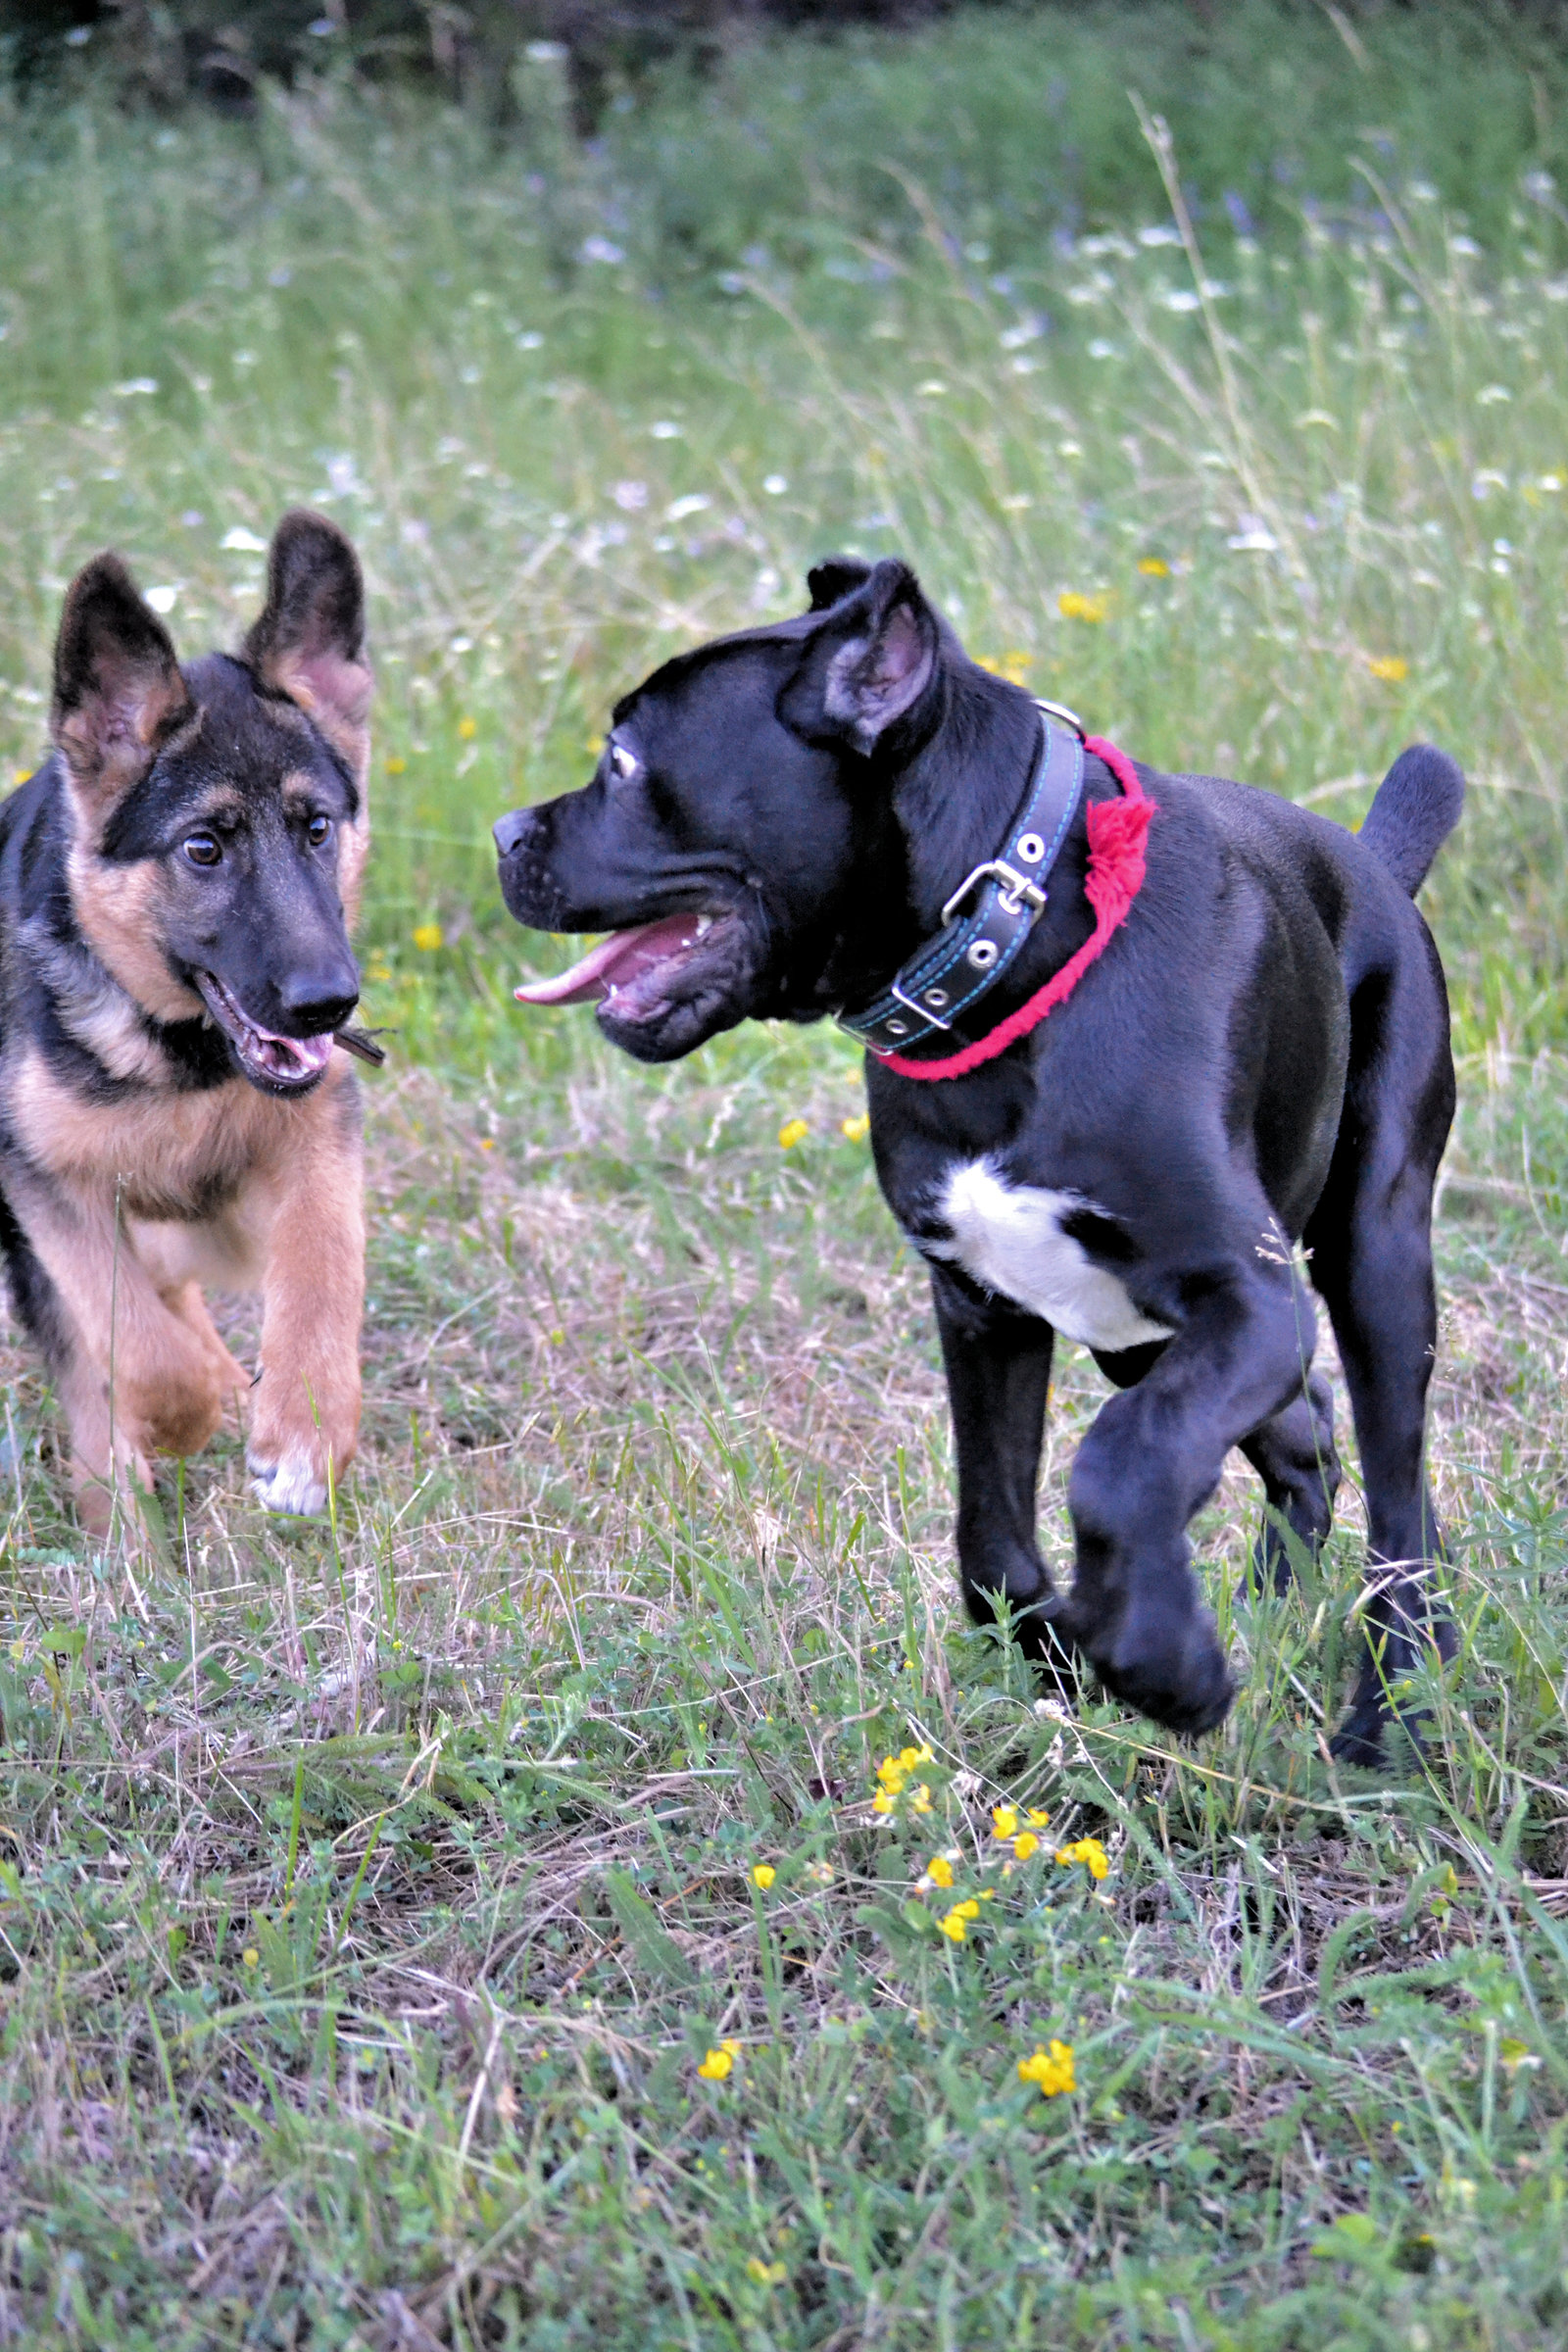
(183, 833), (221, 869)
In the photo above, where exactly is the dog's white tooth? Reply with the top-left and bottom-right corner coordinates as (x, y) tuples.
(696, 914), (713, 936)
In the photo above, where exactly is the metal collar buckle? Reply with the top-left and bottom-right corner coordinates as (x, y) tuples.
(941, 858), (1049, 928)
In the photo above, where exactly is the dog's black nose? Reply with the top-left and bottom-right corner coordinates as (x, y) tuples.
(493, 808), (531, 860)
(279, 957), (360, 1035)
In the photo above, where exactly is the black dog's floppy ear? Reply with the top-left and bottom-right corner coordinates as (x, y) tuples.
(51, 553), (192, 805)
(783, 557), (938, 756)
(806, 555), (874, 612)
(244, 510), (372, 766)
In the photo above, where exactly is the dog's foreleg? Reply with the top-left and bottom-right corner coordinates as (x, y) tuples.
(246, 1095), (365, 1516)
(1062, 1265), (1318, 1737)
(1239, 1368), (1341, 1594)
(930, 1268), (1069, 1683)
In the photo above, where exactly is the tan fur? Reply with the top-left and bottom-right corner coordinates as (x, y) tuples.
(6, 1045), (364, 1523)
(246, 1090), (366, 1495)
(55, 655), (193, 808)
(271, 656), (370, 786)
(64, 820), (206, 1026)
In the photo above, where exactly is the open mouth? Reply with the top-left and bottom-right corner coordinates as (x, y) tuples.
(514, 910), (738, 1027)
(195, 972), (338, 1094)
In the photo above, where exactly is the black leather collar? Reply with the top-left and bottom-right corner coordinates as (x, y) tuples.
(838, 700), (1086, 1061)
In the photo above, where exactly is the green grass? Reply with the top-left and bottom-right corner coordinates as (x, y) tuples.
(1, 11), (1567, 2345)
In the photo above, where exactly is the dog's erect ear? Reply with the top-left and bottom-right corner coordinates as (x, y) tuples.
(51, 554), (193, 804)
(782, 557), (938, 756)
(806, 555), (874, 612)
(243, 511), (371, 763)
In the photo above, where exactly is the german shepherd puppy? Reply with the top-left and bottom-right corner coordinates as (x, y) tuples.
(0, 512), (372, 1532)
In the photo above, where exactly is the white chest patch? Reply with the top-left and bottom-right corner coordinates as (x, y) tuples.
(920, 1156), (1174, 1353)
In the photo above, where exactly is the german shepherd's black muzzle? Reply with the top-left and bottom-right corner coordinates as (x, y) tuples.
(495, 557), (1464, 1769)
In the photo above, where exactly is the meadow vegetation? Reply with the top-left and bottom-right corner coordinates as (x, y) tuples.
(0, 6), (1566, 2344)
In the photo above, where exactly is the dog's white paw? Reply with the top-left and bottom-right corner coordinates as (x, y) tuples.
(248, 1451), (329, 1515)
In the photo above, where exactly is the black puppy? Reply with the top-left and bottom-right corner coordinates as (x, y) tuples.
(494, 557), (1462, 1766)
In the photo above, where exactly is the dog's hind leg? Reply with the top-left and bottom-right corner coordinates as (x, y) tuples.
(1238, 1368), (1341, 1595)
(1303, 956), (1456, 1768)
(930, 1267), (1069, 1683)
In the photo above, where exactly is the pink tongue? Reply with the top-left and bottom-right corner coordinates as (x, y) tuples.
(287, 1034), (335, 1073)
(514, 914), (700, 1005)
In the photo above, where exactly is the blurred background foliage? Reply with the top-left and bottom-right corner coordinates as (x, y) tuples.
(10, 4), (1568, 258)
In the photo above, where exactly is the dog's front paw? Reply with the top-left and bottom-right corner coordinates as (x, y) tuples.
(248, 1448), (330, 1516)
(1086, 1595), (1235, 1738)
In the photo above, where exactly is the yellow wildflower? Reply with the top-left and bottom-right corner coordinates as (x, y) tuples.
(1018, 2039), (1076, 2097)
(909, 1784), (933, 1814)
(1027, 1808), (1051, 1829)
(938, 1896), (982, 1944)
(1058, 590), (1110, 624)
(697, 2046), (734, 2081)
(413, 922), (444, 952)
(926, 1854), (955, 1888)
(1012, 1832), (1040, 1860)
(241, 1947), (259, 1968)
(777, 1117), (808, 1150)
(841, 1112), (870, 1142)
(385, 754), (408, 774)
(746, 2258), (787, 2285)
(871, 1789), (897, 1816)
(1137, 557), (1170, 577)
(992, 1805), (1019, 1840)
(1367, 656), (1408, 682)
(458, 715), (477, 740)
(751, 1864), (776, 1889)
(1055, 1837), (1111, 1881)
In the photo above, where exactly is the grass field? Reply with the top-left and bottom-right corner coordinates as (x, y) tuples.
(1, 9), (1568, 2345)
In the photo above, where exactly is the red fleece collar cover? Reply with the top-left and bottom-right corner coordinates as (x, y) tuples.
(879, 736), (1155, 1082)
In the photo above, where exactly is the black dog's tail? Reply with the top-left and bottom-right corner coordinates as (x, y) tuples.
(1357, 744), (1465, 897)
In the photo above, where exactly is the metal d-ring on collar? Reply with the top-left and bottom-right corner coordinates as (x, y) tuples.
(838, 699), (1086, 1060)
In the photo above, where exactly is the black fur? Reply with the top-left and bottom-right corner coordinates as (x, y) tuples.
(494, 558), (1464, 1766)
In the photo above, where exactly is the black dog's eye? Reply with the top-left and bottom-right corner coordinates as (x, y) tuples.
(609, 742), (639, 783)
(183, 833), (221, 869)
(308, 813), (333, 849)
